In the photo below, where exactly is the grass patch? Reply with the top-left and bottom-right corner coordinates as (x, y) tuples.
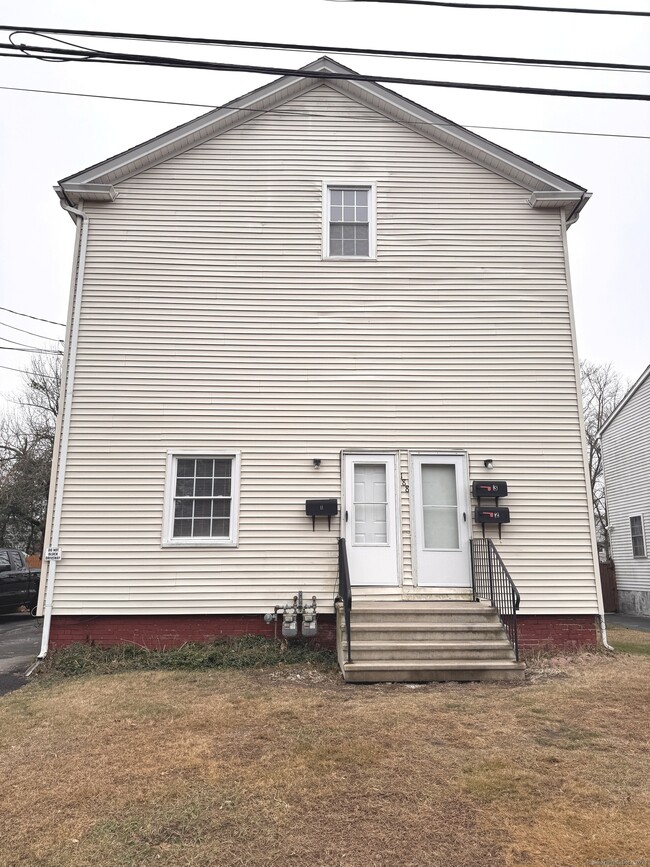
(38, 635), (337, 680)
(1, 648), (649, 866)
(608, 626), (650, 656)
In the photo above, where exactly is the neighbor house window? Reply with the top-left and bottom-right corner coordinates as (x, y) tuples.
(164, 453), (240, 546)
(324, 184), (375, 259)
(630, 515), (646, 558)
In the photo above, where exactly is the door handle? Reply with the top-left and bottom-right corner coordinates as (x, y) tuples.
(345, 510), (349, 522)
(463, 512), (467, 522)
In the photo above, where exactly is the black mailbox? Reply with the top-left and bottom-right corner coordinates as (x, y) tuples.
(472, 480), (508, 498)
(305, 498), (338, 530)
(475, 507), (510, 524)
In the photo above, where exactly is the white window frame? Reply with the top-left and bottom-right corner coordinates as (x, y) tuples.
(162, 450), (241, 547)
(629, 514), (647, 559)
(322, 180), (377, 261)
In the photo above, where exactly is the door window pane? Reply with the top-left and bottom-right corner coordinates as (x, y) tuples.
(354, 463), (387, 545)
(421, 464), (459, 549)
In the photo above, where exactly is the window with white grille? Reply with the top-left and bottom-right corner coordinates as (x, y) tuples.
(164, 453), (240, 546)
(630, 515), (646, 558)
(324, 184), (375, 259)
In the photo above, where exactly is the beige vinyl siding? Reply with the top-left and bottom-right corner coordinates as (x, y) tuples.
(51, 84), (599, 615)
(601, 376), (650, 592)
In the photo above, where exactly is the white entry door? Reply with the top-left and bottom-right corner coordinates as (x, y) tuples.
(411, 454), (471, 587)
(343, 454), (399, 586)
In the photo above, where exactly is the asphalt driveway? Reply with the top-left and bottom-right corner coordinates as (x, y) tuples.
(0, 613), (42, 696)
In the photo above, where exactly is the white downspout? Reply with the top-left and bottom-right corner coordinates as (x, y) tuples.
(599, 615), (613, 651)
(38, 199), (89, 659)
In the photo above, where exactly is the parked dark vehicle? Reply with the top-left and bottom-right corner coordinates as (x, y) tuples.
(0, 550), (40, 614)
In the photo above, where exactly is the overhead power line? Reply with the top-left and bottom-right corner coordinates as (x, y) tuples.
(0, 305), (65, 327)
(339, 0), (650, 16)
(1, 24), (649, 73)
(0, 318), (65, 341)
(3, 42), (650, 102)
(0, 362), (59, 380)
(0, 345), (62, 355)
(0, 334), (61, 352)
(2, 83), (650, 140)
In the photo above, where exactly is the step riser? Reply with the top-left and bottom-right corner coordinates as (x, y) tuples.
(350, 614), (502, 625)
(342, 667), (525, 683)
(348, 627), (507, 641)
(343, 647), (515, 661)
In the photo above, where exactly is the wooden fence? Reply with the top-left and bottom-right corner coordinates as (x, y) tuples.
(599, 561), (618, 612)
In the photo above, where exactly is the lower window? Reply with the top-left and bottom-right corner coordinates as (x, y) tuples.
(630, 515), (646, 558)
(164, 453), (240, 545)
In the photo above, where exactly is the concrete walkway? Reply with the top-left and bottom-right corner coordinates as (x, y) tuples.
(606, 613), (650, 633)
(0, 613), (42, 696)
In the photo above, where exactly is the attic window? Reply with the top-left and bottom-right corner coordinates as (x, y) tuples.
(324, 184), (375, 259)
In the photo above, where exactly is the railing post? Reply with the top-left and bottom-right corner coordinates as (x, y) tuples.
(487, 541), (495, 607)
(470, 540), (476, 601)
(512, 587), (519, 661)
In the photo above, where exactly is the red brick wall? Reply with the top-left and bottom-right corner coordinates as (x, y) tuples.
(49, 613), (338, 651)
(517, 614), (598, 655)
(50, 612), (597, 656)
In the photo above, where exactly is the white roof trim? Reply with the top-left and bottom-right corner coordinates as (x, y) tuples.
(57, 56), (589, 215)
(55, 182), (117, 202)
(599, 364), (650, 437)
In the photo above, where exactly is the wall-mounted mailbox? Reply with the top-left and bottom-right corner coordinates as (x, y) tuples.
(475, 507), (510, 524)
(472, 480), (508, 498)
(305, 498), (338, 531)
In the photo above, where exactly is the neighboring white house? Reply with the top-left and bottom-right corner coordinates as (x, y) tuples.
(38, 57), (604, 678)
(600, 365), (650, 616)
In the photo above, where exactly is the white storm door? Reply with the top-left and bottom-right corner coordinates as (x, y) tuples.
(412, 454), (471, 587)
(344, 454), (399, 586)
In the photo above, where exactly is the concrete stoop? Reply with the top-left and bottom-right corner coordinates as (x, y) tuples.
(337, 601), (525, 683)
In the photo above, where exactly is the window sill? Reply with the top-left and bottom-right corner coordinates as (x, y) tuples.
(322, 256), (378, 263)
(162, 540), (238, 549)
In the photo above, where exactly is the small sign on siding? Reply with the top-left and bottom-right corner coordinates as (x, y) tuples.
(44, 547), (62, 561)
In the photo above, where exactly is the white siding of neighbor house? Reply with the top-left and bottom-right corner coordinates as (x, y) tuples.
(48, 83), (600, 616)
(601, 375), (650, 593)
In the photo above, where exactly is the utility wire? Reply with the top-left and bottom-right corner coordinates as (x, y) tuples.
(2, 83), (650, 140)
(0, 345), (62, 355)
(0, 319), (65, 341)
(0, 362), (59, 379)
(0, 306), (65, 327)
(340, 0), (650, 17)
(0, 334), (61, 352)
(1, 24), (650, 73)
(4, 42), (650, 102)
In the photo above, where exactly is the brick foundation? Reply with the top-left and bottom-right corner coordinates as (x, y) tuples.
(49, 613), (338, 651)
(49, 612), (597, 656)
(517, 614), (598, 655)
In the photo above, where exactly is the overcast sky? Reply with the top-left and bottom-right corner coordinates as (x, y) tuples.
(1, 0), (649, 402)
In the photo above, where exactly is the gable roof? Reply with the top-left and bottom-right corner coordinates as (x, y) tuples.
(56, 56), (590, 224)
(598, 364), (650, 437)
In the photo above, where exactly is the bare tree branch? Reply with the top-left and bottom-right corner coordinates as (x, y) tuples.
(0, 352), (62, 553)
(580, 359), (628, 560)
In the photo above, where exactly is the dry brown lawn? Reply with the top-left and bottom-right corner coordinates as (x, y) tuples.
(1, 645), (649, 867)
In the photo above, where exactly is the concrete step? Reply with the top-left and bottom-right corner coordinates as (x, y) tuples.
(348, 622), (508, 642)
(348, 602), (499, 625)
(341, 659), (526, 683)
(342, 639), (516, 661)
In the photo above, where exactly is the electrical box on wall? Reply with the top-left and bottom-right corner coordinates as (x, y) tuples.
(305, 498), (338, 530)
(475, 507), (511, 524)
(472, 480), (508, 498)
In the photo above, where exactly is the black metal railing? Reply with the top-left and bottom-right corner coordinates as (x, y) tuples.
(471, 538), (521, 661)
(337, 538), (352, 663)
